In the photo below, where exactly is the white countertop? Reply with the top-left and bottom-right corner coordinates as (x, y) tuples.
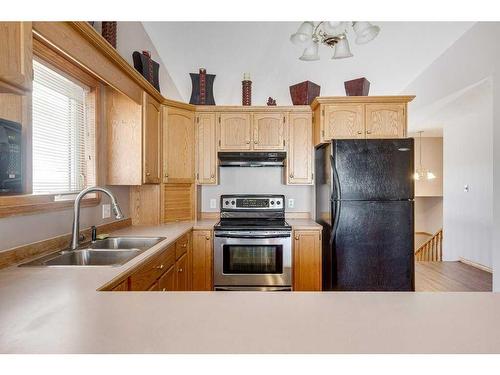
(1, 221), (500, 353)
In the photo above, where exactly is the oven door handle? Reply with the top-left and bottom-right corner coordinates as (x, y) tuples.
(214, 233), (291, 239)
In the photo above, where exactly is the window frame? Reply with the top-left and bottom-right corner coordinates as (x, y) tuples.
(0, 36), (101, 218)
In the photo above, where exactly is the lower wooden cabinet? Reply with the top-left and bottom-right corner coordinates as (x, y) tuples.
(192, 230), (213, 291)
(158, 265), (176, 291)
(293, 230), (322, 291)
(175, 253), (189, 291)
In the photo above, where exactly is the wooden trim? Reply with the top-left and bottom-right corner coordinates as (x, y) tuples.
(0, 218), (132, 269)
(196, 105), (311, 113)
(310, 96), (416, 110)
(459, 257), (493, 274)
(0, 78), (27, 95)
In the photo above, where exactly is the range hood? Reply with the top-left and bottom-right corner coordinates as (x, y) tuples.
(218, 152), (286, 167)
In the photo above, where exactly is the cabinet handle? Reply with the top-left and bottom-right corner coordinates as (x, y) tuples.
(357, 131), (362, 134)
(156, 264), (164, 270)
(146, 172), (151, 176)
(181, 243), (187, 248)
(178, 268), (183, 273)
(254, 141), (258, 144)
(246, 140), (250, 144)
(366, 130), (372, 134)
(162, 288), (167, 292)
(205, 236), (210, 240)
(164, 173), (169, 178)
(289, 174), (294, 178)
(295, 236), (299, 240)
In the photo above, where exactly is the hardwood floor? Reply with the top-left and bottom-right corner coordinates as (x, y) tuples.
(415, 261), (492, 292)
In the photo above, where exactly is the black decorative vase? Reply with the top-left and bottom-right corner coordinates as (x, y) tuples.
(133, 51), (160, 92)
(189, 70), (216, 105)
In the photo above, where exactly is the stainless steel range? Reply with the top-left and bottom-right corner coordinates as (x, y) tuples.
(213, 194), (292, 291)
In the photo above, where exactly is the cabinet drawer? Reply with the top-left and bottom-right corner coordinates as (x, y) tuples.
(129, 245), (176, 290)
(175, 233), (190, 259)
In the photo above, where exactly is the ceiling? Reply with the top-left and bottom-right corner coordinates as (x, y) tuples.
(143, 22), (474, 106)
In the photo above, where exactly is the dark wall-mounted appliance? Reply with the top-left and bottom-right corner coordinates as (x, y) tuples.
(218, 152), (286, 167)
(0, 118), (23, 195)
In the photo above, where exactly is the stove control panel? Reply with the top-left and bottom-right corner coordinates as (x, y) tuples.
(221, 195), (284, 211)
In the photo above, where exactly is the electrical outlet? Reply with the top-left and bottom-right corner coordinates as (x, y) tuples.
(102, 204), (111, 219)
(288, 198), (295, 208)
(210, 199), (217, 209)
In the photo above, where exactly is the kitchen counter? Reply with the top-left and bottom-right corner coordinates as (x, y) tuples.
(1, 221), (500, 353)
(287, 219), (323, 230)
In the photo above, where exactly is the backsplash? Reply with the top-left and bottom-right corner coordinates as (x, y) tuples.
(201, 167), (313, 212)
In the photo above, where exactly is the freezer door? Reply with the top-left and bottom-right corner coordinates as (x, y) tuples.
(332, 139), (414, 201)
(330, 200), (414, 291)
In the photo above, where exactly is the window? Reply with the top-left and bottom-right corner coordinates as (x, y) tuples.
(32, 59), (96, 195)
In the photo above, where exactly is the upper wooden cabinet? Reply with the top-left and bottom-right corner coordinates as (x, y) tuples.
(287, 113), (313, 185)
(365, 103), (405, 138)
(218, 112), (252, 150)
(0, 22), (32, 93)
(196, 112), (218, 185)
(163, 106), (195, 183)
(323, 104), (364, 139)
(143, 93), (162, 183)
(312, 96), (414, 145)
(252, 112), (286, 150)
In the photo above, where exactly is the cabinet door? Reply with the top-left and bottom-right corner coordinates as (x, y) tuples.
(252, 112), (286, 150)
(323, 104), (364, 140)
(158, 265), (176, 292)
(192, 230), (213, 291)
(143, 93), (161, 183)
(287, 113), (313, 185)
(218, 113), (251, 150)
(0, 22), (32, 92)
(293, 230), (322, 291)
(365, 103), (405, 138)
(196, 113), (217, 184)
(175, 253), (189, 291)
(163, 107), (195, 183)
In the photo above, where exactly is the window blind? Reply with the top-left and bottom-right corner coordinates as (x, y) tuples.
(32, 60), (96, 195)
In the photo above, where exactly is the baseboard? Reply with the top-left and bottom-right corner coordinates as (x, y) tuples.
(0, 218), (132, 269)
(459, 257), (493, 273)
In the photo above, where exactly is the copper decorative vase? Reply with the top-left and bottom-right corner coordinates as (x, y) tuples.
(289, 80), (320, 105)
(344, 77), (370, 96)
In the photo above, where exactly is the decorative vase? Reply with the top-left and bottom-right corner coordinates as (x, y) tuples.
(189, 68), (216, 105)
(289, 80), (320, 105)
(242, 73), (252, 106)
(101, 21), (117, 48)
(344, 77), (370, 96)
(132, 51), (160, 92)
(267, 97), (277, 106)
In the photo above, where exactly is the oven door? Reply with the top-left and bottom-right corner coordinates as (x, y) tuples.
(214, 231), (292, 287)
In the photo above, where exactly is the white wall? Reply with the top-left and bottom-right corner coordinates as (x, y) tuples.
(201, 168), (313, 214)
(415, 197), (443, 234)
(412, 137), (443, 197)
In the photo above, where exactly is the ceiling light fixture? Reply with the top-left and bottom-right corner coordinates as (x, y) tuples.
(290, 21), (380, 61)
(414, 131), (436, 181)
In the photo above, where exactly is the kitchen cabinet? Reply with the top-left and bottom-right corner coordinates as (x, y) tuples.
(365, 103), (405, 138)
(175, 253), (189, 291)
(196, 112), (218, 185)
(158, 265), (176, 291)
(293, 230), (322, 291)
(192, 230), (213, 291)
(218, 112), (252, 150)
(312, 97), (414, 145)
(143, 93), (162, 183)
(0, 22), (32, 93)
(323, 104), (364, 139)
(112, 280), (129, 291)
(252, 112), (286, 150)
(163, 106), (195, 183)
(287, 113), (313, 185)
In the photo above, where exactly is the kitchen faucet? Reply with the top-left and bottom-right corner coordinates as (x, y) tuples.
(70, 186), (124, 250)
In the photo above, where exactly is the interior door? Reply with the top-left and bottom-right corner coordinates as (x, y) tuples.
(218, 113), (251, 150)
(252, 112), (286, 150)
(331, 200), (414, 291)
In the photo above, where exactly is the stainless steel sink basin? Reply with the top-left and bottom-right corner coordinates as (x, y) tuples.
(19, 236), (166, 267)
(44, 249), (141, 266)
(89, 237), (164, 251)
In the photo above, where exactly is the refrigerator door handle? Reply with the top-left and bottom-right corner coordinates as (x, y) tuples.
(330, 154), (341, 201)
(330, 199), (341, 244)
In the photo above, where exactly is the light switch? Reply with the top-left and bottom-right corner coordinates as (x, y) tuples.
(210, 199), (217, 209)
(288, 198), (295, 208)
(102, 204), (111, 219)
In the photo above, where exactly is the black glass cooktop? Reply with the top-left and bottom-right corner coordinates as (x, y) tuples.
(214, 219), (291, 231)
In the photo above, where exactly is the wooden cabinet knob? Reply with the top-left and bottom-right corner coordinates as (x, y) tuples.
(246, 140), (250, 144)
(289, 174), (294, 178)
(294, 236), (299, 240)
(164, 173), (168, 178)
(178, 268), (183, 273)
(254, 141), (258, 144)
(210, 174), (215, 178)
(357, 131), (362, 134)
(162, 288), (167, 291)
(156, 264), (164, 270)
(366, 130), (372, 134)
(205, 236), (210, 240)
(146, 172), (151, 176)
(181, 244), (187, 248)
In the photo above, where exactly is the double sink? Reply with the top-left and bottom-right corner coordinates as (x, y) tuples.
(20, 237), (165, 267)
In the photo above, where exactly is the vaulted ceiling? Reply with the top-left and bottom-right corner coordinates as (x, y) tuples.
(143, 22), (474, 107)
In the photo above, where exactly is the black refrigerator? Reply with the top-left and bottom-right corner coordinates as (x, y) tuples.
(315, 139), (415, 291)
